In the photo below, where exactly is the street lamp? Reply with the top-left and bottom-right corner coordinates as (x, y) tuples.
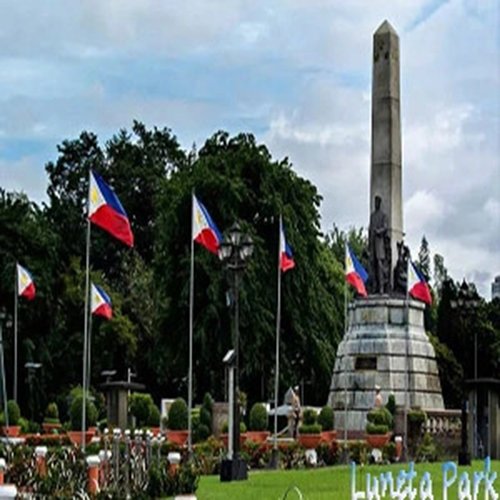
(450, 279), (481, 463)
(25, 362), (42, 420)
(218, 222), (253, 482)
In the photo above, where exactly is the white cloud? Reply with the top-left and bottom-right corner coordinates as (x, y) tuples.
(0, 0), (498, 297)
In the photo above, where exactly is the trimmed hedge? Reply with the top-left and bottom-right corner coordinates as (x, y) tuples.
(168, 398), (188, 430)
(366, 422), (389, 435)
(249, 403), (267, 431)
(317, 406), (334, 431)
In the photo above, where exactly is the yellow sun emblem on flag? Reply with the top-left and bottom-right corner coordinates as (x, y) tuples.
(195, 208), (203, 226)
(90, 187), (98, 206)
(20, 274), (28, 287)
(93, 293), (100, 304)
(346, 254), (353, 269)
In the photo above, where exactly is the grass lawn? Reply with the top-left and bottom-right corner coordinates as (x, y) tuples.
(195, 460), (500, 499)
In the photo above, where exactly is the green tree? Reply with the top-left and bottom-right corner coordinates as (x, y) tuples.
(152, 131), (344, 404)
(433, 254), (448, 297)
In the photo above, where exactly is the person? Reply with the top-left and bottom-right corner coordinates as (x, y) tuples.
(374, 385), (383, 408)
(369, 195), (389, 294)
(291, 385), (302, 438)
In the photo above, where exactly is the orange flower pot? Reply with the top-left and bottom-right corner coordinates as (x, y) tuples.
(366, 433), (391, 449)
(67, 431), (94, 446)
(320, 430), (337, 443)
(246, 431), (270, 444)
(167, 430), (189, 446)
(298, 434), (322, 449)
(1, 426), (21, 438)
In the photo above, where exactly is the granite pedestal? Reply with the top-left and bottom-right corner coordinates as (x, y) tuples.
(329, 297), (444, 433)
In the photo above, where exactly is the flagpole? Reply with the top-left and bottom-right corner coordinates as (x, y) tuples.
(187, 192), (195, 457)
(87, 305), (93, 396)
(272, 215), (283, 465)
(0, 322), (8, 429)
(13, 264), (19, 403)
(403, 261), (410, 461)
(82, 214), (91, 451)
(343, 245), (348, 450)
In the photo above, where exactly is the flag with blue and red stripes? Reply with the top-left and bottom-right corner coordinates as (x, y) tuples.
(345, 244), (368, 296)
(88, 171), (134, 247)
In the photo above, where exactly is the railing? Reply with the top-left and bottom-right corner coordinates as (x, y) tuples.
(422, 409), (462, 437)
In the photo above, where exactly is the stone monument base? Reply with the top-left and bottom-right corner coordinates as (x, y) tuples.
(329, 296), (444, 432)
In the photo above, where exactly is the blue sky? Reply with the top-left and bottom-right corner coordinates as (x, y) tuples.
(0, 0), (498, 296)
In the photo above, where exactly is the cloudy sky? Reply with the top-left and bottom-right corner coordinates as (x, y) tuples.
(0, 0), (498, 296)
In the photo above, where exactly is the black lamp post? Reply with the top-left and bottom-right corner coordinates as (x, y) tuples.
(450, 280), (481, 463)
(218, 222), (253, 481)
(25, 362), (42, 420)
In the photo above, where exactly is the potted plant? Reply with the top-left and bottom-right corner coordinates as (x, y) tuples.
(167, 398), (189, 445)
(0, 400), (22, 437)
(246, 403), (270, 444)
(318, 405), (336, 443)
(365, 407), (392, 449)
(42, 402), (62, 434)
(298, 408), (322, 449)
(67, 395), (98, 445)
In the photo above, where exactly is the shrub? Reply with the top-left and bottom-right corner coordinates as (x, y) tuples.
(383, 442), (397, 462)
(408, 409), (426, 426)
(45, 402), (59, 421)
(129, 393), (155, 427)
(240, 440), (271, 469)
(7, 400), (21, 425)
(415, 433), (438, 462)
(196, 424), (211, 442)
(147, 404), (161, 427)
(176, 461), (200, 495)
(348, 440), (369, 464)
(317, 406), (334, 431)
(302, 408), (317, 426)
(199, 407), (211, 430)
(168, 398), (188, 430)
(69, 395), (97, 430)
(366, 407), (393, 428)
(299, 423), (322, 434)
(249, 403), (267, 431)
(202, 393), (213, 413)
(366, 423), (389, 435)
(316, 441), (338, 466)
(386, 394), (396, 419)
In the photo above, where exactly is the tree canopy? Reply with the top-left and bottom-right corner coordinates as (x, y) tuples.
(0, 122), (498, 420)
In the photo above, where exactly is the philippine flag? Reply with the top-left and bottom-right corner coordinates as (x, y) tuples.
(17, 264), (36, 300)
(192, 194), (222, 254)
(88, 171), (134, 247)
(345, 244), (368, 297)
(280, 219), (295, 272)
(91, 283), (113, 319)
(408, 261), (432, 305)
